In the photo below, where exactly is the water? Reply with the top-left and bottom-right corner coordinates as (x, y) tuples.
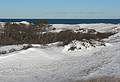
(0, 19), (120, 24)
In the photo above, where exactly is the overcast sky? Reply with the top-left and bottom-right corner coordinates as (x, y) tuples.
(0, 0), (120, 19)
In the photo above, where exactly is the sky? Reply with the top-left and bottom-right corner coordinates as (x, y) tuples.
(0, 0), (120, 19)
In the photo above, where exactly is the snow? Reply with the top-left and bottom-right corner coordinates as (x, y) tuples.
(0, 22), (6, 28)
(0, 23), (120, 82)
(10, 21), (30, 26)
(0, 21), (30, 28)
(51, 23), (120, 33)
(0, 44), (31, 56)
(63, 40), (105, 52)
(78, 23), (120, 32)
(19, 21), (30, 25)
(50, 24), (80, 33)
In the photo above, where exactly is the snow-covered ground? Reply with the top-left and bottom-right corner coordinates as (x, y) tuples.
(0, 23), (120, 82)
(0, 44), (32, 56)
(50, 23), (120, 33)
(0, 21), (30, 26)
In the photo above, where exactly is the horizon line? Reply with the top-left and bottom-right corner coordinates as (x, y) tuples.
(0, 18), (120, 20)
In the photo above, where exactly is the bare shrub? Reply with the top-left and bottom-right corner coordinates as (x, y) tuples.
(0, 23), (115, 46)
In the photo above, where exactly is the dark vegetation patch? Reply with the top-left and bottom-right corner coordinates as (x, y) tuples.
(0, 20), (116, 46)
(0, 30), (115, 46)
(68, 46), (77, 51)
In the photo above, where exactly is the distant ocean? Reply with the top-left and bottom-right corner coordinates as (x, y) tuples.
(0, 19), (120, 24)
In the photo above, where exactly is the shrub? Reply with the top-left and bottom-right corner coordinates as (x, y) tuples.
(0, 23), (115, 46)
(22, 44), (32, 50)
(9, 48), (16, 53)
(0, 51), (7, 54)
(68, 46), (76, 51)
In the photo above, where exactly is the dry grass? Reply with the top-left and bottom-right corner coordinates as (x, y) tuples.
(0, 28), (115, 45)
(73, 76), (120, 82)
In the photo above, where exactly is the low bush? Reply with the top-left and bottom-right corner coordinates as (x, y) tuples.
(0, 27), (115, 46)
(0, 51), (7, 54)
(22, 44), (32, 50)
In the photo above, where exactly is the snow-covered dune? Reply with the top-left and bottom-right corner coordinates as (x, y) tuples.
(51, 23), (120, 33)
(0, 21), (30, 28)
(0, 23), (120, 82)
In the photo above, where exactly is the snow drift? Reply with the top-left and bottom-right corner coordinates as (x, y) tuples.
(0, 23), (120, 82)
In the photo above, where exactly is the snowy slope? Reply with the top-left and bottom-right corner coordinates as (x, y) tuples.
(51, 23), (120, 33)
(0, 24), (120, 82)
(0, 44), (31, 55)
